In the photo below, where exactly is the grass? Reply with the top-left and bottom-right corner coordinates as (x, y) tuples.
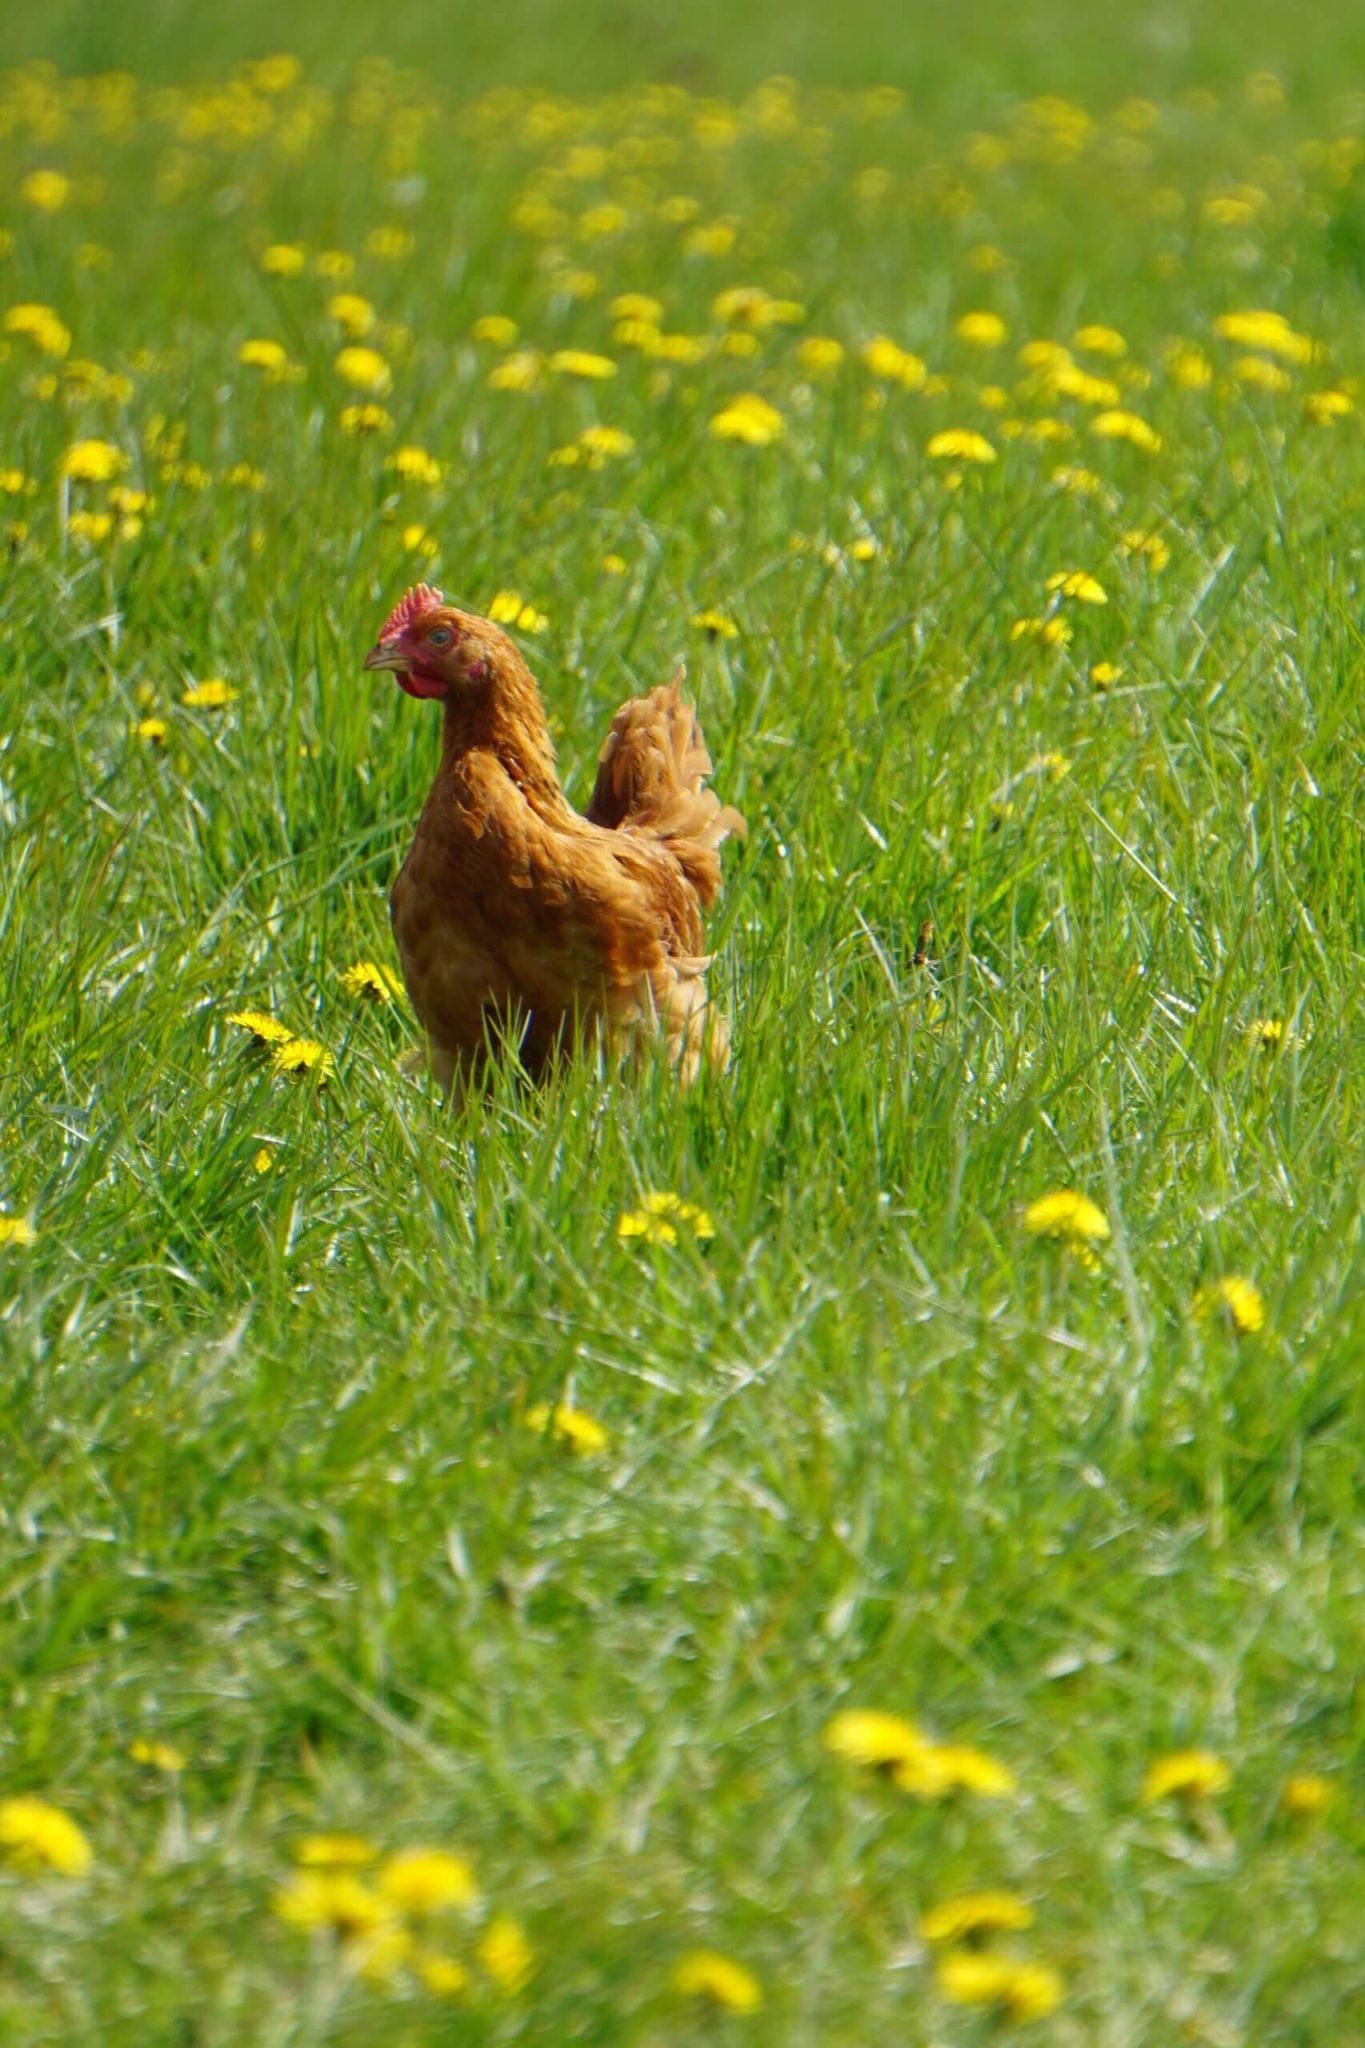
(2, 6), (1364, 2041)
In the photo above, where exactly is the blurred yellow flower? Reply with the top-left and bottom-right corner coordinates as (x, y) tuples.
(1214, 309), (1317, 363)
(238, 338), (290, 375)
(1073, 323), (1127, 356)
(295, 1834), (379, 1868)
(1235, 355), (1293, 393)
(341, 960), (404, 1002)
(710, 393), (784, 445)
(525, 1403), (609, 1454)
(938, 1953), (1064, 2019)
(617, 1190), (715, 1245)
(0, 1797), (92, 1876)
(4, 303), (72, 356)
(549, 348), (616, 379)
(1023, 1189), (1110, 1255)
(797, 334), (846, 372)
(673, 1950), (762, 2013)
(862, 334), (927, 387)
(327, 293), (375, 336)
(1193, 1275), (1266, 1334)
(271, 1038), (335, 1082)
(1304, 389), (1352, 424)
(62, 438), (126, 482)
(261, 243), (307, 275)
(927, 429), (996, 463)
(918, 1892), (1034, 1942)
(388, 446), (443, 484)
(132, 716), (168, 744)
(1045, 569), (1108, 603)
(472, 314), (519, 346)
(129, 1738), (185, 1772)
(691, 609), (738, 638)
(1281, 1774), (1334, 1818)
(1089, 409), (1161, 450)
(335, 346), (391, 393)
(376, 1848), (479, 1912)
(895, 1742), (1016, 1801)
(488, 350), (542, 392)
(955, 310), (1007, 347)
(274, 1871), (393, 1934)
(1142, 1749), (1231, 1804)
(488, 590), (547, 631)
(182, 679), (237, 708)
(1008, 616), (1071, 647)
(822, 1708), (926, 1766)
(416, 1949), (471, 1995)
(1119, 529), (1171, 570)
(478, 1914), (535, 1992)
(227, 1008), (293, 1045)
(339, 404), (392, 435)
(21, 169), (72, 212)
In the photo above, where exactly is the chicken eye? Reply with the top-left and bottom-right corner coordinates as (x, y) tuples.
(428, 626), (453, 647)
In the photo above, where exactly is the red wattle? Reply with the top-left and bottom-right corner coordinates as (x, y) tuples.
(397, 670), (448, 701)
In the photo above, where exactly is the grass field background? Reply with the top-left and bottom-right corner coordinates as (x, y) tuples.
(2, 0), (1363, 2040)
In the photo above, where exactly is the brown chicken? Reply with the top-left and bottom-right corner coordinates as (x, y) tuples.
(362, 584), (745, 1092)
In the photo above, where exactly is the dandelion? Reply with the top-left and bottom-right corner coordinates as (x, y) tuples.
(327, 293), (375, 336)
(21, 169), (72, 212)
(129, 1738), (185, 1772)
(376, 1848), (479, 1913)
(339, 404), (392, 435)
(132, 717), (168, 744)
(316, 250), (357, 280)
(797, 335), (845, 372)
(1235, 355), (1293, 393)
(252, 1148), (275, 1175)
(62, 438), (127, 483)
(861, 335), (927, 387)
(1247, 1017), (1296, 1051)
(1281, 1775), (1334, 1818)
(348, 1923), (415, 1983)
(260, 243), (307, 276)
(683, 220), (737, 258)
(938, 1953), (1065, 2020)
(365, 226), (415, 261)
(955, 310), (1007, 347)
(1142, 1750), (1231, 1804)
(334, 346), (391, 394)
(237, 338), (290, 375)
(295, 1834), (379, 1868)
(273, 1871), (394, 1935)
(471, 314), (518, 346)
(487, 591), (548, 632)
(1119, 529), (1171, 570)
(709, 393), (784, 445)
(691, 609), (738, 638)
(488, 350), (541, 393)
(0, 1215), (37, 1248)
(927, 428), (996, 463)
(919, 1892), (1034, 1943)
(404, 524), (439, 558)
(602, 553), (627, 575)
(611, 291), (664, 322)
(1193, 1275), (1266, 1335)
(1023, 1189), (1110, 1264)
(0, 470), (34, 496)
(478, 1915), (535, 1992)
(895, 1742), (1017, 1801)
(1045, 569), (1108, 604)
(1214, 310), (1317, 364)
(1167, 342), (1212, 388)
(524, 1403), (609, 1455)
(4, 303), (72, 356)
(1304, 389), (1352, 424)
(673, 1951), (763, 2013)
(1073, 323), (1127, 357)
(341, 960), (403, 1002)
(388, 446), (443, 484)
(182, 679), (237, 708)
(0, 1797), (92, 1876)
(272, 1038), (335, 1082)
(1008, 616), (1071, 648)
(548, 348), (616, 379)
(415, 1950), (471, 1995)
(69, 511), (114, 545)
(226, 1008), (293, 1045)
(1051, 463), (1106, 495)
(1089, 409), (1161, 450)
(1091, 662), (1122, 689)
(617, 1191), (715, 1246)
(822, 1708), (927, 1767)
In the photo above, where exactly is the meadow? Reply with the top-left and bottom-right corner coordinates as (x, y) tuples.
(2, 3), (1363, 2041)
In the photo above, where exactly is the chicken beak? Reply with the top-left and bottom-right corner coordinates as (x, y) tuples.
(363, 638), (407, 672)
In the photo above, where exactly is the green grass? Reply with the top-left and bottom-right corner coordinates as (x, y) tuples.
(2, 7), (1364, 2041)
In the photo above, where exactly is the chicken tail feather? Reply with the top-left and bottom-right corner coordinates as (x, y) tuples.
(585, 673), (745, 904)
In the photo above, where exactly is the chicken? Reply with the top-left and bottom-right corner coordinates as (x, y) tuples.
(362, 584), (745, 1092)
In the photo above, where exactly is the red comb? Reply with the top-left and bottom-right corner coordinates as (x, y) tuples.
(379, 582), (445, 641)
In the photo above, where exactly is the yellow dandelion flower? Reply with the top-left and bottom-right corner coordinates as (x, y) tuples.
(1051, 464), (1106, 495)
(1235, 355), (1293, 393)
(0, 470), (34, 496)
(376, 1848), (479, 1913)
(822, 1708), (927, 1767)
(1008, 616), (1071, 647)
(129, 1738), (185, 1773)
(1304, 389), (1352, 424)
(339, 405), (392, 437)
(1193, 1275), (1266, 1335)
(1023, 1189), (1110, 1251)
(0, 1797), (92, 1876)
(261, 243), (307, 276)
(316, 250), (356, 280)
(647, 331), (709, 364)
(1166, 341), (1212, 388)
(1045, 569), (1108, 604)
(273, 1871), (394, 1935)
(955, 310), (1007, 347)
(403, 523), (439, 558)
(227, 1008), (293, 1045)
(1281, 1774), (1333, 1818)
(365, 226), (415, 261)
(68, 510), (114, 545)
(21, 169), (72, 212)
(334, 346), (391, 394)
(238, 338), (290, 375)
(709, 393), (784, 445)
(548, 348), (616, 380)
(1089, 409), (1161, 450)
(1142, 1749), (1231, 1804)
(602, 553), (627, 576)
(617, 1191), (715, 1246)
(62, 438), (126, 483)
(938, 1952), (1064, 2020)
(472, 314), (518, 346)
(1047, 362), (1122, 406)
(271, 1038), (335, 1082)
(1120, 529), (1171, 570)
(4, 304), (72, 357)
(1247, 1017), (1297, 1051)
(798, 335), (845, 372)
(327, 293), (375, 337)
(0, 1215), (38, 1248)
(341, 960), (404, 1002)
(415, 1949), (471, 1996)
(894, 1742), (1016, 1801)
(132, 716), (168, 744)
(919, 1892), (1034, 1943)
(182, 679), (237, 708)
(347, 1922), (415, 1983)
(388, 446), (442, 485)
(1091, 661), (1122, 689)
(488, 349), (542, 393)
(487, 590), (547, 631)
(295, 1834), (379, 1868)
(610, 292), (664, 323)
(691, 609), (738, 638)
(927, 429), (996, 463)
(224, 463), (265, 488)
(478, 1914), (535, 1993)
(862, 334), (927, 387)
(525, 1403), (610, 1454)
(673, 1951), (763, 2013)
(1214, 310), (1317, 364)
(252, 1147), (275, 1175)
(1073, 323), (1128, 357)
